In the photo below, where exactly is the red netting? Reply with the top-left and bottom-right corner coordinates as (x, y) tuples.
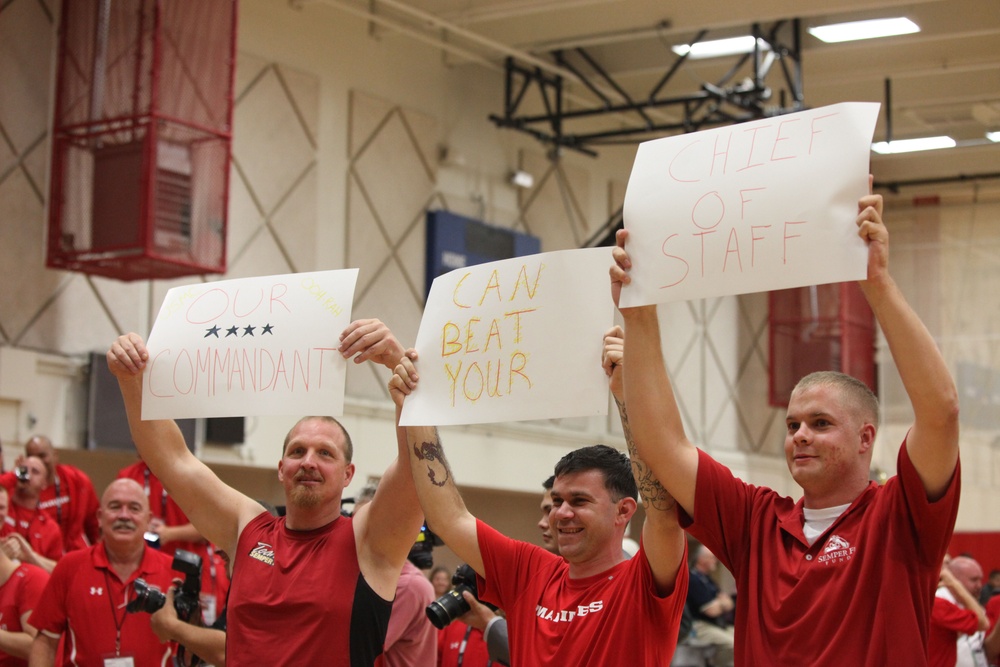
(768, 283), (876, 407)
(47, 0), (236, 281)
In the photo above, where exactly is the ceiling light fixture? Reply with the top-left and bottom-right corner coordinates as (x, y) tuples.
(808, 17), (919, 43)
(871, 136), (956, 154)
(509, 169), (534, 189)
(671, 36), (769, 60)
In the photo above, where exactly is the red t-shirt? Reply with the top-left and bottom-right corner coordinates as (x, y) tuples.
(476, 520), (687, 666)
(0, 563), (49, 667)
(0, 465), (99, 553)
(29, 543), (176, 667)
(2, 503), (63, 560)
(679, 440), (961, 667)
(437, 622), (493, 667)
(928, 589), (980, 667)
(116, 461), (230, 621)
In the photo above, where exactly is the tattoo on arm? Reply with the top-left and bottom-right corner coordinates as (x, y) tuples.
(615, 397), (676, 512)
(414, 439), (452, 488)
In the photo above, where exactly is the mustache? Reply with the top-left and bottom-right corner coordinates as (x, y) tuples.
(111, 519), (137, 531)
(293, 470), (324, 483)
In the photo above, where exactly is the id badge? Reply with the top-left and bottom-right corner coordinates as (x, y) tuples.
(201, 592), (218, 626)
(104, 657), (135, 667)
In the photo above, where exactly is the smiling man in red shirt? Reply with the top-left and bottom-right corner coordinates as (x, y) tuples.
(611, 185), (961, 666)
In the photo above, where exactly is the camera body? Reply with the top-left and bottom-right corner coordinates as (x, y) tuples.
(127, 549), (203, 623)
(408, 523), (443, 570)
(425, 563), (496, 629)
(14, 466), (28, 483)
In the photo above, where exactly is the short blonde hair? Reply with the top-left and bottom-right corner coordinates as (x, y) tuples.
(792, 371), (879, 430)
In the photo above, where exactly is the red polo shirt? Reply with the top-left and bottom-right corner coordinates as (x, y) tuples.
(0, 563), (49, 667)
(2, 503), (63, 561)
(29, 543), (176, 666)
(0, 465), (100, 553)
(680, 440), (960, 666)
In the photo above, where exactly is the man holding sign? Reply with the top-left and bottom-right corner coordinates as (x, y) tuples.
(389, 346), (689, 665)
(611, 187), (961, 666)
(106, 318), (423, 667)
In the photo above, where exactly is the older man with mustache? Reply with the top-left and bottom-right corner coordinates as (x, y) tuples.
(28, 478), (176, 666)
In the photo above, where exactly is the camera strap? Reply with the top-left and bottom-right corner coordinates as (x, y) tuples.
(53, 474), (62, 524)
(456, 625), (493, 667)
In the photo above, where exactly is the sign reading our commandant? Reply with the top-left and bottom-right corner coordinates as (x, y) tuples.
(619, 102), (881, 307)
(400, 247), (614, 427)
(141, 269), (359, 420)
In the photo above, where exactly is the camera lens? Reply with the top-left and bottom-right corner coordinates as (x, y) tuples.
(126, 578), (167, 614)
(425, 584), (473, 629)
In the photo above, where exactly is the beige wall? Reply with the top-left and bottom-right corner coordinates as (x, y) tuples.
(0, 0), (997, 535)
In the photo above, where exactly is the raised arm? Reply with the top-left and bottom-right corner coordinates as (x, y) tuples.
(856, 186), (960, 500)
(352, 380), (425, 598)
(388, 353), (484, 575)
(107, 334), (264, 556)
(611, 232), (700, 516)
(339, 318), (406, 369)
(1, 534), (56, 573)
(603, 326), (686, 595)
(340, 321), (424, 597)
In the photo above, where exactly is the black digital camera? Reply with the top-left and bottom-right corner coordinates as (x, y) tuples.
(14, 465), (28, 483)
(127, 548), (203, 623)
(425, 563), (496, 629)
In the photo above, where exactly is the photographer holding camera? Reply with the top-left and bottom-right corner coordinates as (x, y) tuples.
(0, 457), (63, 574)
(28, 479), (177, 666)
(431, 564), (508, 667)
(150, 586), (226, 667)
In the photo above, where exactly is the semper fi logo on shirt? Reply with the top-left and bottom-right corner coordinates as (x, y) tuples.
(248, 542), (275, 566)
(535, 600), (604, 623)
(816, 534), (856, 565)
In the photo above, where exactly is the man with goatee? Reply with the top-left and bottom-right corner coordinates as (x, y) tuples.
(105, 319), (424, 667)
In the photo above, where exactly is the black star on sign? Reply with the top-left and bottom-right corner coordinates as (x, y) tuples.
(262, 324), (274, 335)
(242, 325), (256, 337)
(226, 326), (239, 337)
(205, 325), (220, 338)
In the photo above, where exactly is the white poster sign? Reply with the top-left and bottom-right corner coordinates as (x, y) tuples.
(141, 270), (358, 419)
(620, 102), (881, 306)
(400, 248), (614, 426)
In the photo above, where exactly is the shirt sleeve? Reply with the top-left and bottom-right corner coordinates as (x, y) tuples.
(677, 449), (761, 577)
(892, 441), (961, 568)
(18, 566), (50, 618)
(475, 519), (557, 612)
(484, 617), (510, 665)
(27, 558), (72, 637)
(41, 521), (64, 560)
(932, 596), (980, 635)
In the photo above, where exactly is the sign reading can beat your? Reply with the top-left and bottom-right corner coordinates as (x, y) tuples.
(400, 247), (614, 427)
